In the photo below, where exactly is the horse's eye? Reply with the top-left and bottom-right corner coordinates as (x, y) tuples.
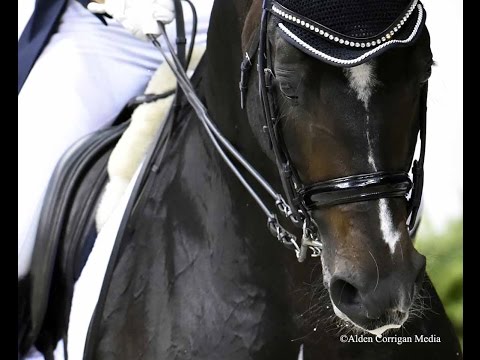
(275, 68), (300, 102)
(278, 81), (299, 101)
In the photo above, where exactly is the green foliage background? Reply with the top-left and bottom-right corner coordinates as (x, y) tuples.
(415, 217), (463, 347)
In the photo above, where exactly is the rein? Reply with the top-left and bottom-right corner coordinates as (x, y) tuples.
(148, 0), (427, 262)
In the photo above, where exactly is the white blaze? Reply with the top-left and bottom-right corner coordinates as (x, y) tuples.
(344, 63), (377, 109)
(344, 63), (400, 254)
(379, 199), (401, 254)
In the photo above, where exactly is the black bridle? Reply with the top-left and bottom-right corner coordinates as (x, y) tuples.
(149, 0), (427, 262)
(254, 0), (426, 254)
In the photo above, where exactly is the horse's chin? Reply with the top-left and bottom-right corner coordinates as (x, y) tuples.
(331, 303), (409, 337)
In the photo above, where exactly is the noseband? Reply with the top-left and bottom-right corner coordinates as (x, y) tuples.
(150, 0), (427, 262)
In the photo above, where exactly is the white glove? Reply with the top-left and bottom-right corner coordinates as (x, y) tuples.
(88, 0), (175, 41)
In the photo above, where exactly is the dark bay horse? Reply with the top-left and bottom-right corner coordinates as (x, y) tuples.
(24, 0), (462, 359)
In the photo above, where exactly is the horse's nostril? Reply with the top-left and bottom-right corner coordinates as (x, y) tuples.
(330, 278), (361, 308)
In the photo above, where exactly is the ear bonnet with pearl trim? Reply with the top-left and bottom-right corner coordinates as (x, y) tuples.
(267, 0), (426, 67)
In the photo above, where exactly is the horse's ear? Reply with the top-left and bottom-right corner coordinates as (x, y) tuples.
(242, 0), (262, 52)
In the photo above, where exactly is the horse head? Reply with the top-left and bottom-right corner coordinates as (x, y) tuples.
(242, 0), (433, 336)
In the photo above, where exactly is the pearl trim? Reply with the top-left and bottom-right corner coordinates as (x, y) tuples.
(277, 4), (424, 66)
(272, 0), (419, 48)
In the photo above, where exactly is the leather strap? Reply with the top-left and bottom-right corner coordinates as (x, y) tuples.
(300, 172), (412, 210)
(259, 3), (308, 225)
(174, 0), (187, 107)
(174, 0), (187, 69)
(240, 30), (260, 109)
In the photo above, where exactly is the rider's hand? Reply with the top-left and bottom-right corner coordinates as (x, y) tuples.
(88, 0), (175, 41)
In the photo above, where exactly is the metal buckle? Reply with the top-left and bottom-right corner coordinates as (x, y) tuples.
(245, 52), (251, 66)
(264, 68), (276, 88)
(297, 221), (323, 262)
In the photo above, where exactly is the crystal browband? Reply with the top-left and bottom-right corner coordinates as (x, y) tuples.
(269, 0), (420, 49)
